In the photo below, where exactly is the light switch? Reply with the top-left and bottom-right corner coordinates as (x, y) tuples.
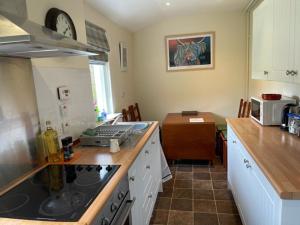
(57, 86), (70, 101)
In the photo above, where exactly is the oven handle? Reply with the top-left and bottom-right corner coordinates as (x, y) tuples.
(110, 197), (136, 225)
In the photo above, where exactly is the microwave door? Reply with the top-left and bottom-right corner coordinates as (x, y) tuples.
(251, 99), (261, 122)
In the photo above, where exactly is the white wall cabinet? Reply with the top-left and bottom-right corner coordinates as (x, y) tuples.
(128, 127), (162, 225)
(251, 0), (300, 83)
(228, 124), (300, 225)
(251, 0), (273, 80)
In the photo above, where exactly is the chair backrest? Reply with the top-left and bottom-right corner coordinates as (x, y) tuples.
(238, 98), (251, 118)
(128, 103), (142, 121)
(122, 108), (131, 122)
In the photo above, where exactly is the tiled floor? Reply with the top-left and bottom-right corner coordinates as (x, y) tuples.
(150, 160), (242, 225)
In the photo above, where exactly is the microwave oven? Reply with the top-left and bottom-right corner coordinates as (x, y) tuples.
(250, 96), (296, 125)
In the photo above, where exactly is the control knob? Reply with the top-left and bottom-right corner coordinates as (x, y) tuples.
(96, 165), (102, 172)
(101, 217), (110, 225)
(111, 203), (118, 212)
(106, 165), (112, 171)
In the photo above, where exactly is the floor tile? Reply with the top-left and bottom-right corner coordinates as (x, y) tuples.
(163, 179), (175, 189)
(193, 172), (211, 180)
(211, 172), (227, 180)
(170, 198), (193, 211)
(216, 200), (238, 214)
(176, 172), (193, 180)
(168, 210), (194, 225)
(214, 189), (233, 200)
(177, 166), (192, 172)
(150, 210), (169, 225)
(194, 213), (218, 225)
(193, 180), (213, 190)
(155, 197), (171, 210)
(159, 188), (173, 198)
(193, 189), (214, 200)
(193, 166), (210, 172)
(218, 213), (243, 225)
(210, 164), (227, 172)
(174, 179), (192, 188)
(194, 200), (216, 213)
(173, 188), (193, 199)
(212, 180), (228, 189)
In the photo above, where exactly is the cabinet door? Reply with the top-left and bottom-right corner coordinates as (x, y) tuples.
(271, 0), (293, 82)
(292, 0), (300, 83)
(251, 0), (273, 80)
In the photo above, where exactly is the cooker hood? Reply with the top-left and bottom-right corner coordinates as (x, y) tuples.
(0, 10), (100, 58)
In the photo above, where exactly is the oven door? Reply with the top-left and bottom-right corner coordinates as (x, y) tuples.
(110, 193), (135, 225)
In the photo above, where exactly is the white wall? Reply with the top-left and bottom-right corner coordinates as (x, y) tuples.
(24, 0), (135, 138)
(133, 12), (247, 124)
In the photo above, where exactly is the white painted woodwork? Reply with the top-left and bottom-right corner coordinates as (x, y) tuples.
(128, 127), (162, 225)
(228, 124), (300, 225)
(251, 0), (273, 80)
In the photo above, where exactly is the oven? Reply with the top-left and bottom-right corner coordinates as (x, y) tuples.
(92, 174), (135, 225)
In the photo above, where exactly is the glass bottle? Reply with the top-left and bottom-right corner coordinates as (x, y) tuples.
(42, 121), (63, 163)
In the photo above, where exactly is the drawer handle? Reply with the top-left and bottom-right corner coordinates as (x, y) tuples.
(286, 70), (291, 76)
(146, 165), (150, 169)
(232, 140), (237, 144)
(264, 70), (268, 75)
(243, 159), (249, 164)
(148, 193), (153, 198)
(246, 163), (251, 169)
(129, 176), (135, 181)
(145, 150), (149, 154)
(151, 141), (155, 145)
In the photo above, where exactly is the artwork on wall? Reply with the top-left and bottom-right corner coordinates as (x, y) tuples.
(119, 42), (128, 71)
(165, 32), (215, 71)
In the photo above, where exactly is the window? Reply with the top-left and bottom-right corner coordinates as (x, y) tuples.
(89, 62), (113, 114)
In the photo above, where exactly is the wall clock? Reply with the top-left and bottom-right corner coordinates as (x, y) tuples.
(45, 8), (77, 40)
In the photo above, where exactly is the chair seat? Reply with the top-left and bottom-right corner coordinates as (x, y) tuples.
(216, 124), (227, 132)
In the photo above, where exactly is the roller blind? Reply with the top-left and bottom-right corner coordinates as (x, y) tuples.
(85, 21), (110, 62)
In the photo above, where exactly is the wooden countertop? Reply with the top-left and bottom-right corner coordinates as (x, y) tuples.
(163, 112), (215, 125)
(0, 122), (159, 225)
(227, 118), (300, 200)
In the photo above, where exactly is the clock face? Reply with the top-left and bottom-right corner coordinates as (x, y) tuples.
(56, 13), (74, 38)
(45, 8), (77, 40)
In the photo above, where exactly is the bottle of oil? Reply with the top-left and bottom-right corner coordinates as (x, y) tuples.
(42, 121), (63, 163)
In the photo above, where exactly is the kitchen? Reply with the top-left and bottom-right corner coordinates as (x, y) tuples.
(0, 0), (300, 225)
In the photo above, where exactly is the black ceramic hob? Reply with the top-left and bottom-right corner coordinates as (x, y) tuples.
(0, 164), (119, 221)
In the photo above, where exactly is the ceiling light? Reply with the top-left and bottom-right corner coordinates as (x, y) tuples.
(165, 2), (171, 6)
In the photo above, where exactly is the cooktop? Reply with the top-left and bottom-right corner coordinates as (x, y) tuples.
(0, 164), (119, 221)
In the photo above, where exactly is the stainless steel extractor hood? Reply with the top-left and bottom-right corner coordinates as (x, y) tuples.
(0, 9), (100, 58)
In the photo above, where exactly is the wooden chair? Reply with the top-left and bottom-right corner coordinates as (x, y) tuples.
(216, 98), (251, 169)
(122, 108), (131, 122)
(129, 103), (142, 121)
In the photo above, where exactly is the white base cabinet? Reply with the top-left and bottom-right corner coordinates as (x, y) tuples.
(228, 125), (300, 225)
(128, 127), (162, 225)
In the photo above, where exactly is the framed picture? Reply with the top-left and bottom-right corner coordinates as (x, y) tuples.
(165, 32), (215, 71)
(119, 42), (128, 71)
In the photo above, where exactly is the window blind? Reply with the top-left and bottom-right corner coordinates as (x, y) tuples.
(85, 21), (110, 62)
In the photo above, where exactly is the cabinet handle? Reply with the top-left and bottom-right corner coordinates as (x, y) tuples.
(151, 141), (156, 145)
(129, 176), (135, 181)
(244, 159), (249, 164)
(145, 150), (149, 154)
(232, 140), (236, 144)
(246, 163), (251, 169)
(264, 70), (268, 75)
(286, 70), (291, 76)
(146, 165), (150, 169)
(291, 70), (298, 76)
(148, 193), (153, 198)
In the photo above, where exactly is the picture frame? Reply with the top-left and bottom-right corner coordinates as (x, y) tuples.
(119, 42), (128, 71)
(165, 32), (215, 71)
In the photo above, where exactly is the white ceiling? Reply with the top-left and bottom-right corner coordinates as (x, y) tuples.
(86, 0), (251, 32)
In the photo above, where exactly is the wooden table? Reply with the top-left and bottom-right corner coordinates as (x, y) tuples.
(162, 112), (216, 162)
